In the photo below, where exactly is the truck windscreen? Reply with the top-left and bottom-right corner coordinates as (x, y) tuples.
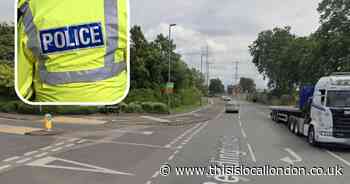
(327, 91), (350, 107)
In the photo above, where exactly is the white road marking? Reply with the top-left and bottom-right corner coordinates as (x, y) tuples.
(68, 138), (79, 142)
(0, 165), (11, 171)
(40, 146), (52, 151)
(145, 181), (152, 184)
(177, 146), (183, 149)
(168, 155), (175, 161)
(239, 120), (242, 127)
(141, 116), (170, 123)
(280, 148), (302, 165)
(241, 128), (247, 138)
(112, 130), (154, 135)
(65, 144), (75, 148)
(326, 150), (350, 167)
(247, 144), (257, 162)
(16, 157), (32, 164)
(174, 150), (179, 155)
(77, 139), (88, 144)
(24, 151), (39, 156)
(51, 147), (63, 152)
(3, 156), (20, 162)
(100, 141), (169, 149)
(34, 152), (48, 158)
(55, 142), (65, 146)
(165, 123), (201, 148)
(27, 156), (134, 175)
(152, 171), (160, 178)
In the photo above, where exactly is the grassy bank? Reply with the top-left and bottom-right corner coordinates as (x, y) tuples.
(172, 99), (208, 113)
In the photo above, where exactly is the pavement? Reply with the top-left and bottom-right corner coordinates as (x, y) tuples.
(0, 99), (349, 183)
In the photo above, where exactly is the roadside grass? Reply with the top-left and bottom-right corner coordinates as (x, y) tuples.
(172, 99), (208, 113)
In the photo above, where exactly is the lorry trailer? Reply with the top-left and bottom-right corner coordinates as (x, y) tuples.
(270, 73), (350, 146)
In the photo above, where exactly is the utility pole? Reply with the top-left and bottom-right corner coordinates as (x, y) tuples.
(168, 24), (176, 111)
(234, 61), (239, 85)
(206, 45), (209, 92)
(200, 51), (204, 106)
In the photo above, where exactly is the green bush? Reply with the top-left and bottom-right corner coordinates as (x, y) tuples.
(125, 89), (161, 103)
(141, 102), (153, 113)
(280, 94), (294, 105)
(125, 102), (143, 113)
(152, 102), (169, 114)
(1, 101), (18, 112)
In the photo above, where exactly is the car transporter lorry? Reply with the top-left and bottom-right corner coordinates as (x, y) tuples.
(270, 73), (350, 146)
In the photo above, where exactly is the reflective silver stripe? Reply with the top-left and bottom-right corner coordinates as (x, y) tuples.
(21, 0), (126, 85)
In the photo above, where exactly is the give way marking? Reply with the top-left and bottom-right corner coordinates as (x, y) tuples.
(26, 156), (134, 176)
(280, 148), (302, 165)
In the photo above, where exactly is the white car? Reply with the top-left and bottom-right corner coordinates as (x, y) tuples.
(225, 100), (239, 113)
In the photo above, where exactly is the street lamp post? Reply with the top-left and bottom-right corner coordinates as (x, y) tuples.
(168, 24), (176, 110)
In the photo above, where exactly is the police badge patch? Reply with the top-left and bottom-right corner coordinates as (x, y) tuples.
(39, 22), (105, 54)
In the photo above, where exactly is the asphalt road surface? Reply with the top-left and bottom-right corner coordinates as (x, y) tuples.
(0, 100), (350, 184)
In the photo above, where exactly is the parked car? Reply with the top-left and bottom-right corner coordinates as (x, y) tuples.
(225, 100), (239, 113)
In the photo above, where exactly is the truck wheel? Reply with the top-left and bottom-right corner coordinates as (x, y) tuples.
(307, 126), (318, 146)
(288, 120), (294, 132)
(293, 123), (300, 136)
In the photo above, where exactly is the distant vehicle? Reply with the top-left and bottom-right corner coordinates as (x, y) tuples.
(270, 73), (350, 146)
(222, 96), (232, 101)
(225, 100), (239, 113)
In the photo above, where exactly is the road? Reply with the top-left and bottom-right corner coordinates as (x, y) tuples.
(0, 100), (349, 183)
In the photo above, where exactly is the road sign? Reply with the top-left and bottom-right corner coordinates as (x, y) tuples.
(163, 82), (175, 94)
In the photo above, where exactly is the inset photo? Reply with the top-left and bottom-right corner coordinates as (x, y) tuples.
(15, 0), (130, 105)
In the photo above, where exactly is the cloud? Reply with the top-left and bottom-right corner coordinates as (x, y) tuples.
(0, 0), (13, 22)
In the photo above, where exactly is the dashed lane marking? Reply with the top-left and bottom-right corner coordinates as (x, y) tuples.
(247, 143), (257, 162)
(24, 151), (39, 156)
(77, 139), (88, 144)
(55, 142), (65, 146)
(326, 150), (350, 167)
(141, 116), (170, 123)
(151, 171), (160, 178)
(34, 152), (48, 158)
(3, 156), (20, 162)
(0, 165), (11, 171)
(51, 147), (63, 152)
(65, 144), (75, 148)
(16, 157), (32, 164)
(241, 128), (247, 138)
(68, 138), (80, 142)
(168, 155), (175, 161)
(40, 146), (53, 151)
(145, 181), (152, 184)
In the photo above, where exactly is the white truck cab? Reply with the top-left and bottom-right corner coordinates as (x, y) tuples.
(309, 73), (350, 145)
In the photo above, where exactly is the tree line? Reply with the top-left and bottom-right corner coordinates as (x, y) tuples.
(249, 0), (350, 96)
(0, 24), (208, 107)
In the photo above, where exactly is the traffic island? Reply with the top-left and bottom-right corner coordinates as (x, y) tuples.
(25, 129), (64, 136)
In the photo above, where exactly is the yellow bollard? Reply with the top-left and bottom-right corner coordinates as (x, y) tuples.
(44, 114), (53, 131)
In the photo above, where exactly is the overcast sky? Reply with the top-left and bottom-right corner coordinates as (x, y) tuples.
(3, 0), (321, 89)
(130, 0), (321, 89)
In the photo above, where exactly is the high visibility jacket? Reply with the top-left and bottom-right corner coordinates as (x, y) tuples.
(17, 0), (129, 104)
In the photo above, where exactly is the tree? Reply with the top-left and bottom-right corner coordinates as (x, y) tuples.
(0, 23), (14, 61)
(209, 78), (225, 95)
(239, 77), (256, 93)
(127, 25), (206, 106)
(316, 0), (350, 73)
(0, 23), (14, 96)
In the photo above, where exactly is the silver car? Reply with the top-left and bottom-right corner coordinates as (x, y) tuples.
(225, 100), (239, 113)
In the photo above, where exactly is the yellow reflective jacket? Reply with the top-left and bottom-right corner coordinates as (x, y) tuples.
(17, 0), (129, 104)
